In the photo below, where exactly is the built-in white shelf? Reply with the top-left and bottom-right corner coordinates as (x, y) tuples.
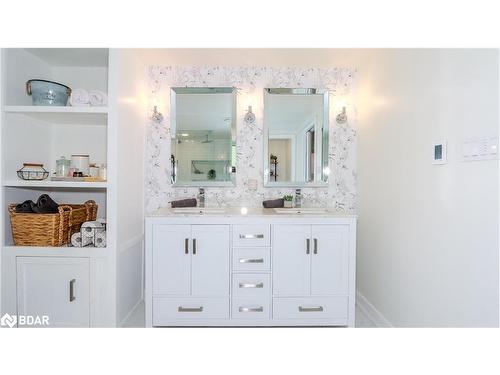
(3, 180), (108, 189)
(3, 105), (108, 126)
(2, 245), (108, 258)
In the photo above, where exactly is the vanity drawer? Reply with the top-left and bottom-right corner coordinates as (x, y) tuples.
(232, 224), (271, 247)
(232, 298), (270, 319)
(153, 297), (229, 324)
(232, 273), (271, 298)
(232, 247), (270, 271)
(273, 297), (348, 320)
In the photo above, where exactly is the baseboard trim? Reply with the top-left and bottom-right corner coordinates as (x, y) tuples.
(356, 291), (393, 327)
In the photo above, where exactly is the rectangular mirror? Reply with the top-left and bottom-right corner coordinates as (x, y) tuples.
(264, 88), (329, 187)
(170, 87), (237, 186)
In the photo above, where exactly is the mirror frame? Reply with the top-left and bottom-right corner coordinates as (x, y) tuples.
(263, 88), (329, 188)
(170, 87), (237, 187)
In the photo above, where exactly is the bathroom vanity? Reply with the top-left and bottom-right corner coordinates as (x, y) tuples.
(145, 207), (356, 327)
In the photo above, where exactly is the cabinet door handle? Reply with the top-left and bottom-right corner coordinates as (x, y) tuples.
(192, 238), (197, 255)
(69, 279), (76, 302)
(178, 306), (203, 312)
(313, 238), (318, 254)
(184, 238), (189, 254)
(306, 238), (310, 254)
(298, 306), (323, 312)
(239, 258), (264, 263)
(239, 282), (264, 288)
(239, 234), (264, 239)
(239, 306), (264, 313)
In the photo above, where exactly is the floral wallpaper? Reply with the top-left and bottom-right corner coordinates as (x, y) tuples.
(145, 65), (357, 213)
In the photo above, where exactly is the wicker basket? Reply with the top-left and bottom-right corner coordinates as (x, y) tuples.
(8, 200), (98, 247)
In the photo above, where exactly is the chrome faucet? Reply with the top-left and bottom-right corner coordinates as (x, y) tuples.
(198, 188), (205, 208)
(295, 189), (302, 208)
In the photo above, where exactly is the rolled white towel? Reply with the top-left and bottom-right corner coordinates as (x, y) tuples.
(71, 232), (92, 247)
(94, 231), (106, 248)
(89, 90), (108, 106)
(69, 89), (90, 107)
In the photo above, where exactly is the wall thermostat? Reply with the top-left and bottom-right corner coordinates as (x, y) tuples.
(432, 140), (447, 164)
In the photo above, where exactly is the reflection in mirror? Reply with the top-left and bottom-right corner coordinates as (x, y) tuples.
(264, 88), (329, 186)
(170, 87), (237, 186)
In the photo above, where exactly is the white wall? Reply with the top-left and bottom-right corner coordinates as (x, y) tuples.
(137, 48), (499, 327)
(356, 49), (499, 327)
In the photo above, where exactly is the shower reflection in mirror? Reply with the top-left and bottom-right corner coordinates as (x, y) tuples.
(264, 88), (329, 187)
(170, 87), (237, 186)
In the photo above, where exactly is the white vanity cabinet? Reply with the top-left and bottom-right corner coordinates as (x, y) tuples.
(145, 211), (356, 327)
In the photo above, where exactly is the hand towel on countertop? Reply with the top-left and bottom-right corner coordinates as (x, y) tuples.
(69, 89), (90, 107)
(171, 198), (197, 208)
(89, 90), (108, 106)
(262, 198), (284, 208)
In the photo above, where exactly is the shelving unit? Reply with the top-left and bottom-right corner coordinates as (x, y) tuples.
(0, 48), (147, 327)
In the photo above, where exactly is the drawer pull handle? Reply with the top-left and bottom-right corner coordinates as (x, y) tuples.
(298, 306), (323, 312)
(239, 306), (264, 313)
(239, 282), (264, 288)
(69, 279), (76, 302)
(306, 238), (310, 254)
(239, 234), (264, 239)
(178, 306), (203, 312)
(184, 238), (189, 254)
(192, 238), (197, 255)
(313, 238), (318, 254)
(239, 258), (264, 263)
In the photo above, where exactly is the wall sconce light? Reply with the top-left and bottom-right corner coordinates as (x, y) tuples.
(244, 105), (256, 124)
(336, 106), (347, 124)
(151, 105), (163, 123)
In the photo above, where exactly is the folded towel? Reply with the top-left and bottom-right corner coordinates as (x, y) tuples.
(69, 89), (90, 107)
(32, 194), (59, 214)
(89, 90), (108, 106)
(15, 200), (35, 213)
(262, 198), (284, 208)
(171, 198), (197, 208)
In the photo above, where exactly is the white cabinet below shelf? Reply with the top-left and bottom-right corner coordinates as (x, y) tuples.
(16, 257), (90, 327)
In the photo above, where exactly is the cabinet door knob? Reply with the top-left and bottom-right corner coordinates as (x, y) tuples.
(313, 238), (318, 254)
(69, 279), (76, 302)
(192, 238), (197, 255)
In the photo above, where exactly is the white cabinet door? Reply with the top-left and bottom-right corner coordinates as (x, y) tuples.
(311, 225), (349, 295)
(191, 225), (230, 296)
(153, 224), (191, 295)
(273, 225), (311, 296)
(16, 257), (90, 327)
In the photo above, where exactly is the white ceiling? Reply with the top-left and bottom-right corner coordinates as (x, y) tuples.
(25, 48), (109, 67)
(265, 95), (325, 133)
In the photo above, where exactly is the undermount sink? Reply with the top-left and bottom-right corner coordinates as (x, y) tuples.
(172, 207), (227, 215)
(273, 208), (329, 214)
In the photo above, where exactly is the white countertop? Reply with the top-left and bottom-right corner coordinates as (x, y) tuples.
(146, 206), (357, 218)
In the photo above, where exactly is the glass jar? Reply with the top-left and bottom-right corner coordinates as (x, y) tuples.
(56, 156), (71, 177)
